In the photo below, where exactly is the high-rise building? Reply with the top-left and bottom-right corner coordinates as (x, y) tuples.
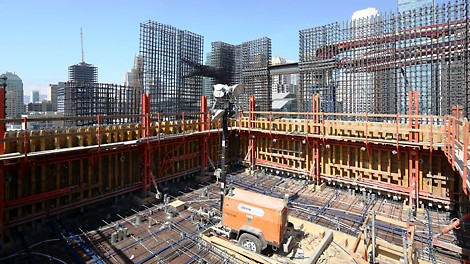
(68, 62), (98, 83)
(31, 90), (40, 103)
(123, 70), (134, 87)
(202, 52), (213, 102)
(211, 38), (272, 111)
(1, 72), (24, 118)
(123, 55), (143, 88)
(47, 82), (62, 112)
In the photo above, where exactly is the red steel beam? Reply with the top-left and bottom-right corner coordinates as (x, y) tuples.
(311, 94), (321, 184)
(4, 183), (142, 229)
(4, 185), (79, 208)
(0, 163), (4, 247)
(339, 40), (468, 71)
(156, 167), (200, 183)
(316, 19), (467, 60)
(247, 96), (256, 167)
(142, 94), (151, 193)
(200, 96), (208, 174)
(0, 83), (4, 246)
(464, 120), (469, 195)
(97, 115), (101, 152)
(408, 91), (419, 211)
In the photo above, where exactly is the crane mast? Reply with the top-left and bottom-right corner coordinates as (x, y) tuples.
(81, 28), (85, 63)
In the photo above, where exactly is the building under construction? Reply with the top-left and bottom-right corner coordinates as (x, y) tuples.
(298, 1), (469, 116)
(57, 82), (142, 126)
(211, 37), (272, 112)
(140, 21), (204, 116)
(2, 1), (470, 263)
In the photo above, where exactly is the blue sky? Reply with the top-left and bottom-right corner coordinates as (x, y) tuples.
(0, 0), (398, 95)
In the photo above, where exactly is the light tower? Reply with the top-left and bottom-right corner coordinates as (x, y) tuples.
(211, 83), (244, 211)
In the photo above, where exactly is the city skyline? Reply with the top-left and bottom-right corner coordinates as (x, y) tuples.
(1, 0), (398, 95)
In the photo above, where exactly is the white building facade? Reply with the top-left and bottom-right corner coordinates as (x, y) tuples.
(1, 72), (24, 118)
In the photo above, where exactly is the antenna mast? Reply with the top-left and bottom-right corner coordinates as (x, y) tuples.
(81, 28), (85, 63)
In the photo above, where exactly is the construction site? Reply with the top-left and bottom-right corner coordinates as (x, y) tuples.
(1, 0), (470, 263)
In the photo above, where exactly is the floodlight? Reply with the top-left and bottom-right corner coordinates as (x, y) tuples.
(213, 84), (228, 99)
(210, 82), (244, 212)
(230, 84), (244, 98)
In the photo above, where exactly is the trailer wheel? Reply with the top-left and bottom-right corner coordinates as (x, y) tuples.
(238, 233), (262, 253)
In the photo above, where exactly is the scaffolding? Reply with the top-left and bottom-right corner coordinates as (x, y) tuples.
(140, 21), (204, 118)
(299, 0), (470, 116)
(68, 62), (98, 83)
(211, 37), (272, 112)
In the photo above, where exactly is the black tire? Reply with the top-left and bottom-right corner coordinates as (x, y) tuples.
(238, 233), (262, 253)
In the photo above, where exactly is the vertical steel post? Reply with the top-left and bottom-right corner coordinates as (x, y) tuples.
(408, 91), (419, 212)
(141, 94), (151, 194)
(371, 210), (376, 263)
(248, 96), (256, 168)
(463, 119), (469, 195)
(200, 96), (208, 175)
(220, 111), (228, 212)
(23, 117), (28, 162)
(0, 77), (5, 155)
(312, 93), (321, 184)
(97, 115), (101, 152)
(403, 232), (409, 264)
(0, 76), (5, 247)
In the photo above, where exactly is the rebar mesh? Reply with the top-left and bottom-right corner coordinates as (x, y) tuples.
(140, 21), (204, 118)
(299, 0), (470, 117)
(211, 37), (272, 112)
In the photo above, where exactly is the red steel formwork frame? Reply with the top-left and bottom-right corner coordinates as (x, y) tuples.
(200, 96), (209, 175)
(408, 91), (419, 212)
(310, 94), (321, 184)
(464, 120), (469, 195)
(142, 94), (151, 194)
(245, 96), (257, 168)
(442, 110), (470, 196)
(0, 85), (4, 247)
(0, 95), (211, 235)
(316, 19), (468, 60)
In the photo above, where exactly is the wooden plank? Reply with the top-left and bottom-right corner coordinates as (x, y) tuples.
(375, 215), (408, 229)
(304, 230), (333, 264)
(376, 239), (403, 253)
(351, 215), (370, 253)
(378, 149), (382, 182)
(408, 225), (416, 263)
(202, 233), (274, 264)
(331, 163), (400, 180)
